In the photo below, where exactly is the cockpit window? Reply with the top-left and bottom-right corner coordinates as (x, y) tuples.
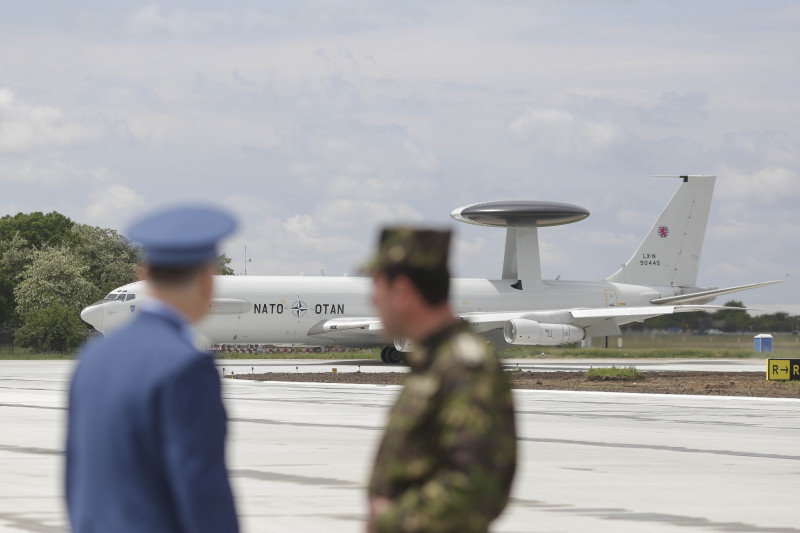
(104, 293), (116, 300)
(126, 294), (136, 301)
(116, 294), (127, 301)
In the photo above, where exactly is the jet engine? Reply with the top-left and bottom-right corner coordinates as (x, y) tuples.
(503, 319), (585, 346)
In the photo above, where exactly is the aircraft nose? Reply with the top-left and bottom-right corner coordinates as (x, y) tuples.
(80, 302), (105, 331)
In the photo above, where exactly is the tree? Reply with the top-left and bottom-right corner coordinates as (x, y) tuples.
(72, 224), (140, 297)
(0, 212), (79, 327)
(217, 254), (235, 275)
(14, 247), (98, 319)
(712, 300), (749, 332)
(0, 211), (78, 250)
(0, 233), (33, 326)
(15, 303), (87, 352)
(13, 246), (98, 350)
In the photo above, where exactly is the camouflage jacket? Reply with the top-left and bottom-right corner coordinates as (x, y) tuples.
(368, 320), (517, 533)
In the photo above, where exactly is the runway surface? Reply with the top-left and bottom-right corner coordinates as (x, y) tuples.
(0, 360), (797, 532)
(219, 357), (769, 375)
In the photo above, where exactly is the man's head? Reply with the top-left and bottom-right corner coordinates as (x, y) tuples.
(363, 227), (453, 340)
(128, 206), (237, 323)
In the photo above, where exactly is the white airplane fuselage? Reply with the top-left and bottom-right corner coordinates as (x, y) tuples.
(87, 275), (674, 348)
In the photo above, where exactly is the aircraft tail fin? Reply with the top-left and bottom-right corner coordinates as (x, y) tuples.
(606, 175), (715, 288)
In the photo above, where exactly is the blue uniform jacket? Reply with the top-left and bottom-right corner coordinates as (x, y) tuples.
(66, 308), (238, 533)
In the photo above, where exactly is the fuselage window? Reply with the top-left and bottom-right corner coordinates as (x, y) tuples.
(126, 294), (136, 301)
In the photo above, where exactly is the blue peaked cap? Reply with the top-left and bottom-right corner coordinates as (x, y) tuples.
(128, 206), (237, 267)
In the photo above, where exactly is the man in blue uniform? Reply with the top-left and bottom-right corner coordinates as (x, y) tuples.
(66, 206), (239, 532)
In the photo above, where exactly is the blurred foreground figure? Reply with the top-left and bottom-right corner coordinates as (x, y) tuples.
(66, 206), (239, 533)
(364, 228), (517, 533)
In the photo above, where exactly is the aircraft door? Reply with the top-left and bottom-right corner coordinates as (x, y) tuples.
(604, 288), (618, 308)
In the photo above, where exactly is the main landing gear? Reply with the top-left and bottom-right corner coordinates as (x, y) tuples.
(379, 346), (404, 365)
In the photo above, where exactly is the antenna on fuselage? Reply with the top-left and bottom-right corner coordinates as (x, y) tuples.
(451, 201), (589, 290)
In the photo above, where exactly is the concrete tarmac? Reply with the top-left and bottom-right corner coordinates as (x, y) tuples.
(0, 360), (797, 532)
(219, 357), (769, 375)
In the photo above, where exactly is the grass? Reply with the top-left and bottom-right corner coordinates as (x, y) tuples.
(2, 333), (798, 360)
(585, 365), (645, 381)
(499, 346), (791, 359)
(0, 348), (75, 360)
(500, 332), (800, 359)
(216, 350), (382, 360)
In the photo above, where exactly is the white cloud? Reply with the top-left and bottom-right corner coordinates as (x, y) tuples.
(715, 165), (799, 204)
(709, 220), (800, 243)
(575, 229), (639, 249)
(0, 87), (101, 153)
(284, 214), (319, 240)
(508, 106), (619, 154)
(704, 255), (793, 283)
(402, 140), (438, 172)
(326, 176), (404, 200)
(0, 202), (20, 217)
(316, 199), (424, 230)
(452, 236), (486, 258)
(83, 169), (146, 229)
(616, 209), (650, 227)
(704, 261), (751, 278)
(127, 4), (235, 35)
(0, 157), (84, 185)
(538, 239), (572, 268)
(277, 212), (363, 256)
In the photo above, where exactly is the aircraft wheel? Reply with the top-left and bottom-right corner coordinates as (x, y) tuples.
(379, 346), (389, 363)
(385, 347), (404, 365)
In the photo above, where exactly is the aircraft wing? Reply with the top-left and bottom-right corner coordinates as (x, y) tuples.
(307, 305), (732, 347)
(462, 304), (731, 339)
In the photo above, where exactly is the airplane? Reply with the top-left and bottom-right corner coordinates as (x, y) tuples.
(80, 175), (784, 363)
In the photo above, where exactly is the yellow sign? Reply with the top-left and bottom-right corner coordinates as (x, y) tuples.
(767, 359), (800, 381)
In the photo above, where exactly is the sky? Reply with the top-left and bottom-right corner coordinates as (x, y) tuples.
(1, 1), (798, 306)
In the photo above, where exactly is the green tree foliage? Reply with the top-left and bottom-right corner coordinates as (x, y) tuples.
(712, 300), (749, 332)
(217, 253), (234, 275)
(14, 247), (98, 318)
(14, 303), (87, 352)
(0, 212), (141, 329)
(0, 211), (78, 249)
(12, 246), (100, 351)
(0, 212), (81, 326)
(72, 224), (140, 297)
(626, 299), (797, 333)
(0, 233), (33, 326)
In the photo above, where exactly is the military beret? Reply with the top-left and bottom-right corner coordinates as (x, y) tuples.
(361, 227), (451, 275)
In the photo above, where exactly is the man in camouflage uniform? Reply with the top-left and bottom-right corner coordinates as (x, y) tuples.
(363, 227), (517, 533)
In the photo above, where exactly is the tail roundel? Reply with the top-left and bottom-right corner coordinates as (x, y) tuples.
(606, 175), (716, 288)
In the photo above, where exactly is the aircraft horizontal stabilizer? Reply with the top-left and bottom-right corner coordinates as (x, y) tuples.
(649, 280), (786, 305)
(570, 304), (733, 325)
